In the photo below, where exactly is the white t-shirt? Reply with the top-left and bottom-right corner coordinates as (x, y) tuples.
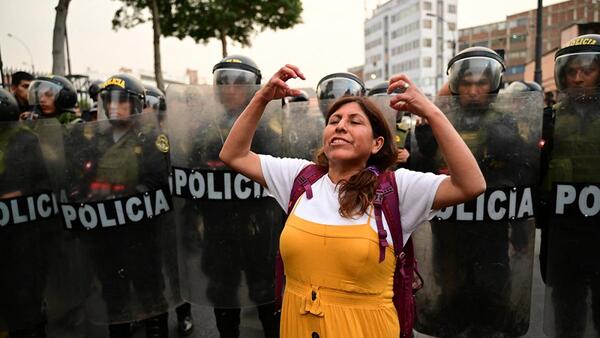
(259, 155), (446, 245)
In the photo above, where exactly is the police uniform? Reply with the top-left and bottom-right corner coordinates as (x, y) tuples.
(0, 88), (51, 338)
(417, 47), (536, 337)
(72, 74), (172, 338)
(538, 35), (600, 337)
(180, 55), (281, 338)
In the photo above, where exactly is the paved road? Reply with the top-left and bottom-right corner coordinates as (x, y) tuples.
(66, 229), (597, 337)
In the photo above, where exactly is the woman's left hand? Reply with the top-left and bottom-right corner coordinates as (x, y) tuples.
(256, 64), (306, 103)
(387, 74), (438, 119)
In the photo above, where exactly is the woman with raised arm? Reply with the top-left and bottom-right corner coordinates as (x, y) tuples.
(220, 65), (485, 337)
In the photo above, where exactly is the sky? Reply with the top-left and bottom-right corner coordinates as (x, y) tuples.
(0, 0), (569, 88)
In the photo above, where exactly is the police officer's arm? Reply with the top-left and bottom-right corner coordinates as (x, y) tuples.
(388, 74), (486, 209)
(220, 65), (305, 186)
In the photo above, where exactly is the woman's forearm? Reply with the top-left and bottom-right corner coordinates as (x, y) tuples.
(426, 105), (486, 198)
(219, 95), (268, 166)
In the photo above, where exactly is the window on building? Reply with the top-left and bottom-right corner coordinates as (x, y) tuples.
(474, 40), (489, 47)
(510, 34), (526, 43)
(423, 19), (432, 29)
(497, 22), (506, 30)
(423, 57), (432, 68)
(517, 18), (528, 27)
(423, 38), (432, 47)
(506, 65), (525, 75)
(447, 22), (456, 30)
(424, 1), (432, 10)
(448, 4), (456, 14)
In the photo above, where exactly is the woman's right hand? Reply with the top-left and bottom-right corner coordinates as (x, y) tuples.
(256, 64), (306, 103)
(387, 74), (439, 119)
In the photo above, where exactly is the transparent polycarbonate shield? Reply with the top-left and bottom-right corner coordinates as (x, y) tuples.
(541, 89), (600, 338)
(282, 100), (324, 160)
(411, 92), (543, 337)
(46, 112), (180, 326)
(167, 84), (285, 308)
(0, 120), (56, 332)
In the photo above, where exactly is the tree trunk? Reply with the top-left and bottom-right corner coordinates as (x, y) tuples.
(220, 32), (228, 57)
(150, 0), (165, 91)
(52, 0), (71, 75)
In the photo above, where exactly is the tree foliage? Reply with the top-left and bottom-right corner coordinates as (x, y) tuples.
(112, 0), (170, 90)
(162, 0), (303, 57)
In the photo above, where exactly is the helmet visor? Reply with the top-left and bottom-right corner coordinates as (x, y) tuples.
(555, 53), (600, 91)
(144, 95), (165, 113)
(448, 57), (504, 94)
(99, 90), (142, 120)
(317, 77), (364, 101)
(28, 80), (61, 107)
(213, 69), (259, 85)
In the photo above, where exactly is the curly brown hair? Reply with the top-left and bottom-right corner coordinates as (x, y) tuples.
(314, 96), (398, 218)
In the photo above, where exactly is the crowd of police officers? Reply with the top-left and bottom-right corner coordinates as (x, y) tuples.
(0, 33), (598, 338)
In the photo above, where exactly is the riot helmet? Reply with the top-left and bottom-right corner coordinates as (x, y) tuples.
(367, 82), (389, 97)
(447, 47), (505, 95)
(316, 72), (365, 115)
(98, 74), (146, 121)
(367, 81), (405, 97)
(0, 88), (20, 122)
(213, 54), (262, 85)
(554, 34), (600, 91)
(28, 75), (77, 115)
(213, 55), (261, 112)
(503, 80), (543, 93)
(287, 90), (309, 103)
(144, 85), (167, 114)
(88, 80), (103, 102)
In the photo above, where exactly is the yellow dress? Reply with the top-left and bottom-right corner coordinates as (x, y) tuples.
(280, 200), (399, 338)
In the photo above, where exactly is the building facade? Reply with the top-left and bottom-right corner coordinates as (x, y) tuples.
(363, 0), (458, 96)
(459, 0), (600, 83)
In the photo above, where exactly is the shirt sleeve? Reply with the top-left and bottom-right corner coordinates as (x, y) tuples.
(395, 168), (447, 233)
(259, 155), (311, 212)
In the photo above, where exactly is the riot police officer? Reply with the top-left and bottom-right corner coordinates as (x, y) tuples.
(415, 47), (537, 337)
(76, 74), (173, 338)
(191, 55), (281, 338)
(25, 75), (80, 123)
(83, 80), (102, 122)
(0, 88), (51, 338)
(539, 34), (600, 338)
(143, 85), (166, 116)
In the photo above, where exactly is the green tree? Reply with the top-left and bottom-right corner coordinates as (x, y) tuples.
(112, 0), (172, 91)
(163, 0), (303, 57)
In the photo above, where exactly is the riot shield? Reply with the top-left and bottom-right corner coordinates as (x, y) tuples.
(282, 99), (324, 160)
(47, 111), (180, 328)
(411, 92), (542, 337)
(541, 89), (600, 338)
(167, 84), (285, 309)
(0, 120), (57, 334)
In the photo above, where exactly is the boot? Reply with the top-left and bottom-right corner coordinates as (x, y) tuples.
(9, 323), (47, 338)
(108, 323), (132, 338)
(213, 308), (240, 338)
(257, 303), (280, 338)
(176, 303), (193, 336)
(145, 313), (169, 338)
